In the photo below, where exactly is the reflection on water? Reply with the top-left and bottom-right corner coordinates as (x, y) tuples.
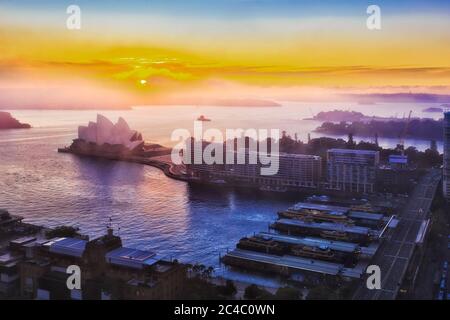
(0, 127), (294, 272)
(5, 102), (445, 151)
(0, 104), (444, 284)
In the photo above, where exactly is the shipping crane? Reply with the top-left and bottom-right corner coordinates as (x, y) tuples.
(399, 110), (412, 155)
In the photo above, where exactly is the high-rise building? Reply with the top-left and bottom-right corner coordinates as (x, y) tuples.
(443, 112), (450, 200)
(327, 149), (380, 194)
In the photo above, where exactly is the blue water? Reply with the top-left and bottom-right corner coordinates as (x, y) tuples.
(0, 125), (298, 287)
(0, 104), (444, 284)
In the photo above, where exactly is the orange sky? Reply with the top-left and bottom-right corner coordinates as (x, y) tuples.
(1, 4), (450, 108)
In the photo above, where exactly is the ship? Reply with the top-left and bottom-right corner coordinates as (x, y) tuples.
(236, 236), (285, 255)
(320, 230), (348, 241)
(278, 209), (354, 224)
(196, 115), (211, 122)
(290, 244), (335, 261)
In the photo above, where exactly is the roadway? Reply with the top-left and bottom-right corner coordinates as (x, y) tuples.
(353, 169), (441, 300)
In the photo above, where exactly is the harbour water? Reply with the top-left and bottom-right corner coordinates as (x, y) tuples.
(0, 102), (444, 285)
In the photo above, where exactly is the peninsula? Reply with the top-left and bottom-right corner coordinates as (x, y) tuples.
(315, 118), (443, 140)
(0, 112), (31, 129)
(304, 109), (419, 123)
(58, 114), (188, 181)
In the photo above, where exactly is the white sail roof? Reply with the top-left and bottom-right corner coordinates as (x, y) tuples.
(77, 114), (144, 151)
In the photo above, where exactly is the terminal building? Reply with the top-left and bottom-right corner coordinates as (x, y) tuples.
(222, 198), (391, 282)
(444, 112), (450, 200)
(327, 149), (380, 194)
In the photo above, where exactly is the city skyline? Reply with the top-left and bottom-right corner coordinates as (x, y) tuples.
(1, 0), (450, 303)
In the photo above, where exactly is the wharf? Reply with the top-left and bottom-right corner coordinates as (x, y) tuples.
(223, 249), (365, 279)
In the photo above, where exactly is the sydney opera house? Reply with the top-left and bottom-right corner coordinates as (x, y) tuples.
(67, 114), (145, 156)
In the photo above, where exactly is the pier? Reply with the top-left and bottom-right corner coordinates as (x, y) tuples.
(222, 248), (366, 279)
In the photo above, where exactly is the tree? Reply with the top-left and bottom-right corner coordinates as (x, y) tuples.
(306, 285), (341, 300)
(243, 284), (273, 300)
(45, 226), (82, 239)
(218, 280), (237, 297)
(274, 287), (301, 300)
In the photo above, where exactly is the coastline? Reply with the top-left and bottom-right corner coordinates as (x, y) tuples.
(57, 147), (190, 182)
(57, 147), (377, 198)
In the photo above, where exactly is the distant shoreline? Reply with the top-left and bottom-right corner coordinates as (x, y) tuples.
(314, 119), (443, 141)
(136, 99), (282, 108)
(0, 111), (31, 130)
(0, 99), (282, 110)
(0, 107), (132, 111)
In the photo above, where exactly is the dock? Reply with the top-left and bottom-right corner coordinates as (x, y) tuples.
(222, 195), (390, 281)
(223, 249), (365, 279)
(271, 218), (377, 236)
(256, 232), (378, 257)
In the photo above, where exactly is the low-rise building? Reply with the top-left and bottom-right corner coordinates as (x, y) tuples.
(185, 140), (322, 190)
(2, 229), (186, 300)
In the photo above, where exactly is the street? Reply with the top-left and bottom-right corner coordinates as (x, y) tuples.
(353, 169), (441, 299)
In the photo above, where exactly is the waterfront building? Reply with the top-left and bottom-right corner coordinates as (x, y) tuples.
(222, 198), (389, 281)
(444, 112), (450, 200)
(0, 229), (186, 300)
(69, 114), (145, 156)
(327, 149), (380, 194)
(227, 151), (322, 189)
(77, 114), (144, 151)
(184, 139), (322, 190)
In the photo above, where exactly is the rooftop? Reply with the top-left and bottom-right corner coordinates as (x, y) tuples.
(389, 154), (408, 164)
(274, 218), (374, 235)
(348, 211), (384, 221)
(10, 236), (37, 246)
(257, 232), (360, 253)
(225, 249), (364, 278)
(45, 237), (87, 258)
(328, 149), (379, 155)
(289, 202), (350, 213)
(289, 202), (385, 222)
(105, 247), (160, 270)
(0, 252), (22, 265)
(239, 149), (321, 160)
